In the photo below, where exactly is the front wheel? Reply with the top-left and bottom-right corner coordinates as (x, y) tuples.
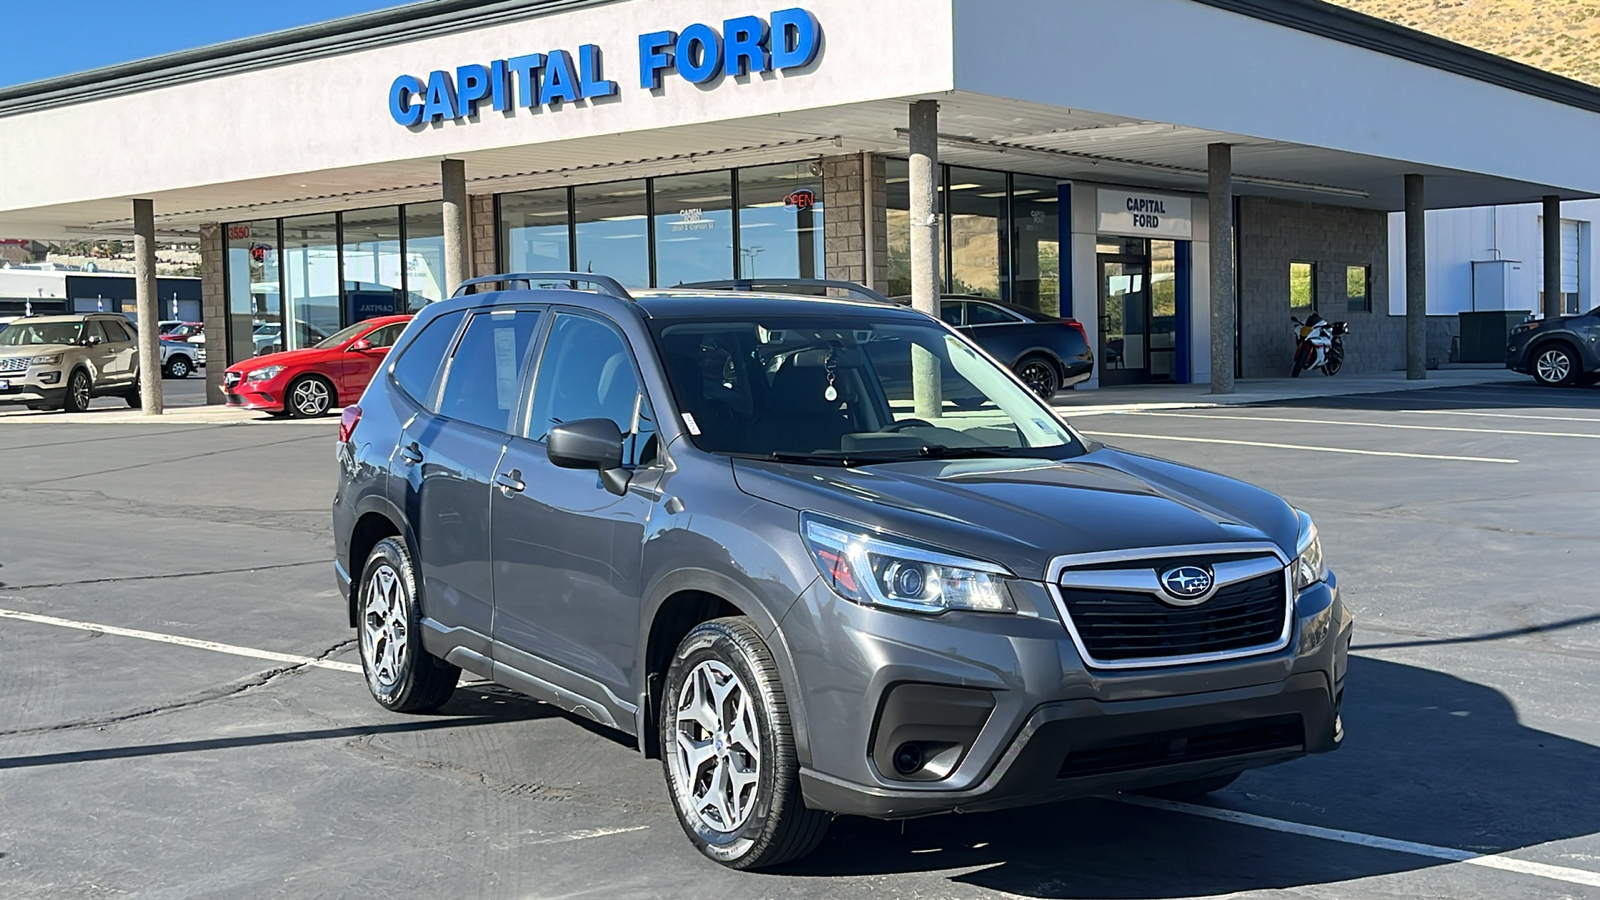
(287, 375), (334, 417)
(165, 356), (192, 379)
(1532, 345), (1577, 386)
(661, 618), (830, 869)
(64, 369), (92, 413)
(358, 537), (459, 713)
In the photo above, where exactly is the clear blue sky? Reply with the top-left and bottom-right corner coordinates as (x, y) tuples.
(0, 0), (408, 87)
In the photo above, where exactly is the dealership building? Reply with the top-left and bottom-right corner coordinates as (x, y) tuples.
(2, 0), (1600, 407)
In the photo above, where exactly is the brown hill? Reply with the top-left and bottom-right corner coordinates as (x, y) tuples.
(1328, 0), (1600, 86)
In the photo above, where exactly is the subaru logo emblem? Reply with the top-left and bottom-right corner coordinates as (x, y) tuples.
(1159, 566), (1214, 605)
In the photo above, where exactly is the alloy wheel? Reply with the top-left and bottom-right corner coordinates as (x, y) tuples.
(1536, 348), (1572, 384)
(169, 358), (189, 378)
(293, 379), (330, 416)
(673, 659), (762, 834)
(361, 563), (408, 689)
(70, 372), (91, 410)
(1018, 360), (1058, 398)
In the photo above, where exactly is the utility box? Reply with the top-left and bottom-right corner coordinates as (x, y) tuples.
(1458, 310), (1530, 363)
(1472, 259), (1523, 311)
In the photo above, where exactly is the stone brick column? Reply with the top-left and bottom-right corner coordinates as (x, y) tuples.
(199, 223), (227, 405)
(821, 154), (885, 288)
(470, 194), (497, 278)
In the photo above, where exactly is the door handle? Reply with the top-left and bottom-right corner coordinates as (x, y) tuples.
(398, 442), (423, 465)
(495, 469), (526, 495)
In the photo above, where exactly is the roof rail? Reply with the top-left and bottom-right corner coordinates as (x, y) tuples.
(452, 272), (633, 300)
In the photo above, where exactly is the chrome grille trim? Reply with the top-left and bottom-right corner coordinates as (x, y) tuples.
(1045, 541), (1294, 671)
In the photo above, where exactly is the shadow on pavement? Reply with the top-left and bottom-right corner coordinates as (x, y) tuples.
(780, 655), (1600, 897)
(1275, 380), (1600, 413)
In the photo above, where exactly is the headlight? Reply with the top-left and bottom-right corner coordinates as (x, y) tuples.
(1293, 510), (1326, 591)
(246, 365), (285, 383)
(800, 513), (1015, 614)
(29, 354), (62, 366)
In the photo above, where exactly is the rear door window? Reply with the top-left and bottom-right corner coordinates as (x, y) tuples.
(939, 302), (965, 326)
(436, 309), (544, 432)
(390, 310), (465, 405)
(965, 302), (1022, 325)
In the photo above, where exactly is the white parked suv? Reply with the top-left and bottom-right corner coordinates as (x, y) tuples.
(0, 313), (143, 411)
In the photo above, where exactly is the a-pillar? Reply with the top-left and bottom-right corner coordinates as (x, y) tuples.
(1544, 195), (1563, 319)
(442, 158), (470, 295)
(908, 99), (941, 418)
(1207, 143), (1234, 394)
(199, 223), (226, 404)
(133, 199), (163, 414)
(1405, 175), (1426, 380)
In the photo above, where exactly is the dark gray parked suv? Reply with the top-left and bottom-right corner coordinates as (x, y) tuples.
(333, 273), (1351, 869)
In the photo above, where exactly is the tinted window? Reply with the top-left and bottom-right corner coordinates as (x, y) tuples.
(362, 323), (407, 349)
(86, 321), (115, 343)
(965, 302), (1020, 326)
(438, 309), (543, 431)
(391, 310), (464, 405)
(939, 303), (964, 326)
(526, 315), (650, 461)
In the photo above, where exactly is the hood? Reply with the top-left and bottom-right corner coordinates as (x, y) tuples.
(227, 346), (328, 373)
(731, 447), (1299, 581)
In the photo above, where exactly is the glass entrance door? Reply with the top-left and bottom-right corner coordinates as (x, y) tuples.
(1098, 255), (1151, 386)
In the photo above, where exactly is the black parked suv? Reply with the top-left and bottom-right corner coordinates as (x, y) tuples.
(1506, 305), (1600, 386)
(334, 272), (1351, 869)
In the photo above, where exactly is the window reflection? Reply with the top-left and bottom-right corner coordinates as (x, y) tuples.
(737, 163), (824, 279)
(225, 220), (281, 360)
(574, 180), (650, 289)
(946, 167), (1008, 299)
(404, 203), (447, 308)
(653, 171), (734, 286)
(499, 188), (572, 274)
(885, 158), (945, 297)
(341, 206), (404, 322)
(282, 213), (339, 351)
(1011, 175), (1059, 315)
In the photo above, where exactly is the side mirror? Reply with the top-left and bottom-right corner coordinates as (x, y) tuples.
(547, 418), (630, 495)
(348, 339), (374, 352)
(82, 335), (103, 346)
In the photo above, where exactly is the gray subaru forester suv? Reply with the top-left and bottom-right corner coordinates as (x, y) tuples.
(333, 273), (1351, 869)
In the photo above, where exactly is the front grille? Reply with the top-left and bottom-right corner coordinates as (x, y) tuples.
(1058, 570), (1289, 663)
(0, 357), (27, 373)
(224, 372), (242, 389)
(1057, 715), (1304, 778)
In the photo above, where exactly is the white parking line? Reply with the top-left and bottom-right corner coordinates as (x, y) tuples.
(525, 826), (651, 846)
(1410, 409), (1600, 424)
(1078, 431), (1519, 464)
(1119, 795), (1600, 890)
(0, 608), (363, 674)
(1129, 411), (1600, 440)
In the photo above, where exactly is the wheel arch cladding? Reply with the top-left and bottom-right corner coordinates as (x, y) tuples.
(347, 510), (402, 626)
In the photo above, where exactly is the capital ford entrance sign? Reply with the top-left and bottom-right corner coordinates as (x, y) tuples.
(389, 8), (821, 127)
(1097, 189), (1194, 240)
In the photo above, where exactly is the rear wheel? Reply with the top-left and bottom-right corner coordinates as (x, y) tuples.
(287, 375), (334, 418)
(1015, 355), (1060, 399)
(358, 537), (459, 713)
(662, 618), (830, 869)
(64, 369), (91, 413)
(1532, 345), (1578, 386)
(1323, 350), (1343, 376)
(1135, 771), (1241, 801)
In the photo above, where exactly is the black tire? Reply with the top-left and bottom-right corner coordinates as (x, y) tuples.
(1135, 771), (1241, 801)
(63, 369), (92, 413)
(286, 375), (335, 418)
(123, 386), (141, 409)
(1290, 358), (1304, 378)
(1531, 344), (1579, 387)
(165, 356), (192, 379)
(1015, 355), (1060, 399)
(357, 537), (459, 713)
(1323, 353), (1342, 377)
(661, 617), (830, 870)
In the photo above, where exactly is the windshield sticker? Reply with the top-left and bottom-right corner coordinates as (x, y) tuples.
(682, 412), (702, 435)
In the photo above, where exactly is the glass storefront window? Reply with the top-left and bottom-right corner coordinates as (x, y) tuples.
(404, 203), (447, 308)
(225, 220), (281, 361)
(1011, 175), (1059, 315)
(341, 207), (404, 322)
(652, 171), (734, 286)
(573, 180), (650, 289)
(499, 188), (572, 274)
(946, 167), (1008, 299)
(737, 163), (823, 279)
(885, 157), (944, 297)
(282, 213), (340, 351)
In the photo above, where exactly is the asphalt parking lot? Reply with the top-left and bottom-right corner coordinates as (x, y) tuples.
(1, 377), (1597, 899)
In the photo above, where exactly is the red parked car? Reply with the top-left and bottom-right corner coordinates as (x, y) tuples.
(224, 315), (412, 418)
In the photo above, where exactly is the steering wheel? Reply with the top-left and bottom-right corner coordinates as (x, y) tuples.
(884, 419), (935, 433)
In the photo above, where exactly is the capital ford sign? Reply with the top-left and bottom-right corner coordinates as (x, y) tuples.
(389, 8), (821, 127)
(1097, 189), (1194, 240)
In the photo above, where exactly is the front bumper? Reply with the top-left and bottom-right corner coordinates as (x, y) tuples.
(781, 572), (1350, 819)
(224, 377), (286, 412)
(0, 375), (67, 406)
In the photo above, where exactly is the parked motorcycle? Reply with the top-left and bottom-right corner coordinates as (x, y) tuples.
(1291, 312), (1350, 377)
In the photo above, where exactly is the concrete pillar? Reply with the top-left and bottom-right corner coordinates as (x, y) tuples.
(1405, 174), (1426, 380)
(133, 199), (163, 415)
(199, 223), (227, 405)
(442, 158), (470, 295)
(1207, 143), (1235, 394)
(1544, 195), (1563, 319)
(908, 99), (941, 417)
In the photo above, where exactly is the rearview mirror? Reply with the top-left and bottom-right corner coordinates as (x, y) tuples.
(547, 418), (630, 496)
(347, 339), (374, 352)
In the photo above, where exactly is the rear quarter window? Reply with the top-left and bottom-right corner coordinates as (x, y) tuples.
(390, 311), (465, 406)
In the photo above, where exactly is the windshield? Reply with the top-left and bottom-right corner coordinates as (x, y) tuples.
(313, 322), (372, 349)
(649, 313), (1082, 463)
(0, 321), (83, 347)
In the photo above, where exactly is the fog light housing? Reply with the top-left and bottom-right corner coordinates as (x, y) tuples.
(38, 371), (60, 385)
(871, 683), (995, 783)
